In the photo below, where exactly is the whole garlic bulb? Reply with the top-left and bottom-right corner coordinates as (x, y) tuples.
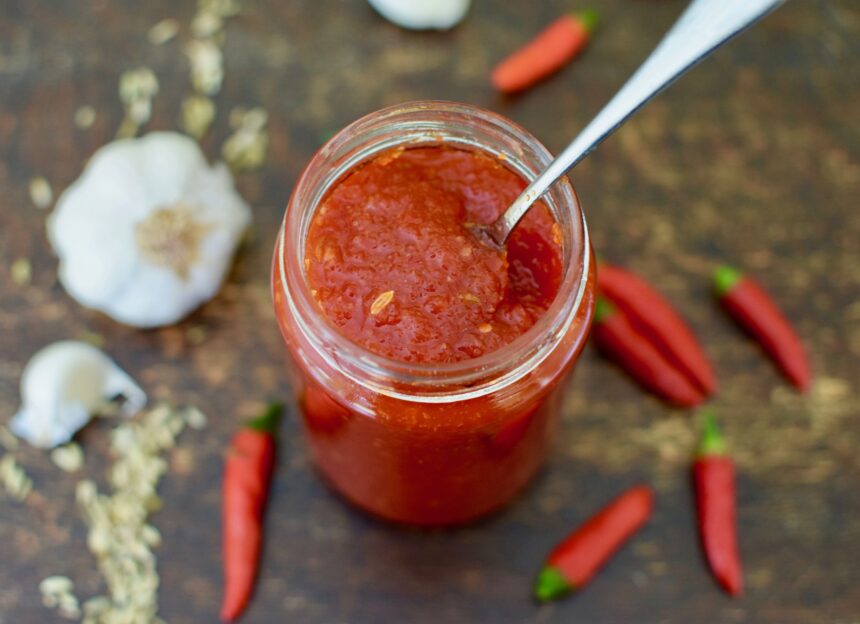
(368, 0), (471, 30)
(48, 132), (251, 328)
(11, 341), (146, 449)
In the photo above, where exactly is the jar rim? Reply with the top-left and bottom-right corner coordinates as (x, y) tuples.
(275, 100), (592, 401)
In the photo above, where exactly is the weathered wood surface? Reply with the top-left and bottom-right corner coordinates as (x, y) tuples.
(1, 1), (858, 622)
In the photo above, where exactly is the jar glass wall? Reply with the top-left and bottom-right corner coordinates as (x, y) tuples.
(272, 101), (595, 526)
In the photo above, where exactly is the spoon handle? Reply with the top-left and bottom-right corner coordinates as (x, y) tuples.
(488, 0), (784, 246)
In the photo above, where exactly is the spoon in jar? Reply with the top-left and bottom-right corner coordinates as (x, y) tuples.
(473, 0), (784, 248)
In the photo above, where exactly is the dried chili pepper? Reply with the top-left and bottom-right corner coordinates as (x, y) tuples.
(592, 297), (704, 406)
(598, 263), (716, 394)
(693, 411), (743, 596)
(714, 266), (811, 391)
(221, 403), (282, 622)
(535, 485), (654, 601)
(492, 10), (598, 94)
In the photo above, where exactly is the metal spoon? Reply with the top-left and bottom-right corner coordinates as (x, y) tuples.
(476, 0), (784, 248)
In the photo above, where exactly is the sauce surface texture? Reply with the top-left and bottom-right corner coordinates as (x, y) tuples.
(305, 146), (563, 363)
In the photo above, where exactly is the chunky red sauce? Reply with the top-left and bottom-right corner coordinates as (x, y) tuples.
(305, 146), (563, 363)
(274, 139), (595, 526)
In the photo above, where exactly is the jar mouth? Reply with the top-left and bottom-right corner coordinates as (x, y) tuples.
(276, 100), (591, 401)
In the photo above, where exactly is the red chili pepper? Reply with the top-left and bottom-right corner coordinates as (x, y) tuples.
(592, 297), (705, 406)
(534, 485), (654, 601)
(221, 403), (282, 622)
(598, 263), (716, 395)
(693, 411), (743, 596)
(714, 266), (811, 391)
(491, 10), (598, 94)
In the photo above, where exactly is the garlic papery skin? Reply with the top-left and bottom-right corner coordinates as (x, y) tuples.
(47, 132), (251, 328)
(11, 341), (147, 449)
(368, 0), (471, 30)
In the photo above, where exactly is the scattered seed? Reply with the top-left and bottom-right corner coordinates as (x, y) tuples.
(225, 133), (268, 168)
(192, 11), (223, 38)
(181, 94), (216, 139)
(51, 443), (85, 473)
(75, 479), (98, 509)
(229, 106), (267, 131)
(182, 0), (240, 122)
(11, 257), (31, 286)
(186, 325), (207, 345)
(812, 376), (849, 401)
(0, 425), (20, 451)
(83, 595), (111, 618)
(222, 107), (269, 171)
(0, 454), (33, 500)
(147, 18), (180, 45)
(40, 576), (81, 619)
(198, 0), (241, 18)
(461, 293), (480, 304)
(115, 115), (139, 140)
(119, 67), (159, 122)
(370, 290), (395, 315)
(182, 406), (208, 430)
(648, 560), (668, 576)
(29, 176), (53, 209)
(141, 523), (162, 547)
(57, 594), (81, 620)
(39, 576), (74, 597)
(478, 323), (493, 333)
(120, 67), (159, 103)
(77, 330), (105, 348)
(186, 39), (223, 95)
(118, 67), (159, 137)
(47, 404), (203, 623)
(73, 105), (97, 129)
(129, 99), (153, 126)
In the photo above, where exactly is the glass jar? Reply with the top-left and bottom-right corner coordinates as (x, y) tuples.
(272, 101), (595, 526)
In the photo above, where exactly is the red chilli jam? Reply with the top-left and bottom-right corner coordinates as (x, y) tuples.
(305, 146), (563, 363)
(273, 102), (595, 526)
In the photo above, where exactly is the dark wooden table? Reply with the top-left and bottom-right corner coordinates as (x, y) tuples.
(2, 1), (858, 622)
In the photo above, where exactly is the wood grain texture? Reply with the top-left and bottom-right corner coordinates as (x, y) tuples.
(1, 0), (858, 622)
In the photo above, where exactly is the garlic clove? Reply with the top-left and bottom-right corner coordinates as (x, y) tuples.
(368, 0), (471, 30)
(12, 402), (90, 450)
(101, 362), (148, 417)
(10, 341), (147, 449)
